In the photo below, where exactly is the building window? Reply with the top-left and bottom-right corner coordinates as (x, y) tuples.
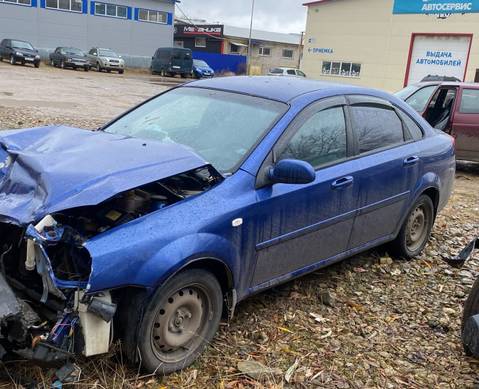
(46, 0), (82, 11)
(0, 0), (32, 5)
(195, 37), (206, 48)
(94, 2), (127, 18)
(259, 47), (272, 56)
(138, 8), (167, 24)
(230, 43), (240, 53)
(322, 61), (361, 78)
(282, 49), (294, 59)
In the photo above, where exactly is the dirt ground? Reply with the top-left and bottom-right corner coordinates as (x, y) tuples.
(0, 64), (479, 389)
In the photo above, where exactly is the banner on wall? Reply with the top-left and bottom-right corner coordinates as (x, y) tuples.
(393, 0), (479, 14)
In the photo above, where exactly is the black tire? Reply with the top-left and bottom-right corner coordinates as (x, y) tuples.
(84, 66), (89, 72)
(50, 59), (55, 67)
(9, 55), (15, 65)
(119, 69), (124, 74)
(60, 60), (65, 69)
(34, 62), (40, 68)
(180, 73), (187, 79)
(96, 63), (102, 72)
(389, 195), (435, 259)
(160, 69), (166, 77)
(107, 69), (111, 73)
(462, 278), (479, 356)
(133, 269), (223, 374)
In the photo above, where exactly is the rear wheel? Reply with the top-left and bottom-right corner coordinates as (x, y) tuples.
(50, 59), (55, 67)
(134, 269), (223, 374)
(389, 195), (434, 259)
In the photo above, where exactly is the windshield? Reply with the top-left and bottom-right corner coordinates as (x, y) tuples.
(99, 49), (118, 58)
(65, 47), (84, 56)
(11, 40), (34, 50)
(194, 60), (208, 67)
(104, 88), (287, 173)
(394, 85), (420, 100)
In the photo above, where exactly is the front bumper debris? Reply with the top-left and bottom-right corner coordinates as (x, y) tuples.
(445, 237), (479, 268)
(0, 216), (116, 365)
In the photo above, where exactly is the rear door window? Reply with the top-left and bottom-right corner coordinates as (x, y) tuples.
(350, 105), (405, 154)
(459, 89), (479, 113)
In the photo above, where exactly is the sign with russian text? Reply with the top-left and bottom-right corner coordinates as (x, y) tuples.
(393, 0), (479, 14)
(407, 35), (470, 84)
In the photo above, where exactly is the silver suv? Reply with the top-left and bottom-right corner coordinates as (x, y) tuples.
(87, 47), (125, 74)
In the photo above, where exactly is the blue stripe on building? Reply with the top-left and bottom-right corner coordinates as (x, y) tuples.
(134, 7), (139, 20)
(167, 12), (172, 25)
(127, 6), (132, 20)
(90, 0), (95, 14)
(39, 0), (45, 8)
(82, 0), (87, 13)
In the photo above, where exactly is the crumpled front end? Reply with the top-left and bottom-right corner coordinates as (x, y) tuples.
(0, 160), (223, 364)
(0, 219), (115, 364)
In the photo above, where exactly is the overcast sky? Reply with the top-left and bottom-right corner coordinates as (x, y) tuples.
(176, 0), (307, 34)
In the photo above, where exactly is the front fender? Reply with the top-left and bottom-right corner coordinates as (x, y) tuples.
(85, 232), (239, 293)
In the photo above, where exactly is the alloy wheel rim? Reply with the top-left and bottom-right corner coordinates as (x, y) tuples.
(406, 205), (428, 252)
(150, 285), (209, 363)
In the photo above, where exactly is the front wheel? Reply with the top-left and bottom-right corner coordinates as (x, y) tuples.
(135, 269), (223, 374)
(9, 55), (15, 65)
(119, 69), (124, 74)
(389, 195), (434, 259)
(96, 63), (102, 72)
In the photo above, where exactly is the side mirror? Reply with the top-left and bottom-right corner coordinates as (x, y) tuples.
(268, 159), (315, 185)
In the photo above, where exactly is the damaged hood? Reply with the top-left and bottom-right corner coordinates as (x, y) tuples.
(0, 126), (210, 224)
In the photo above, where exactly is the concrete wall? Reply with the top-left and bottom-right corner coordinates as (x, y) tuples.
(302, 0), (479, 92)
(0, 0), (174, 63)
(223, 37), (301, 74)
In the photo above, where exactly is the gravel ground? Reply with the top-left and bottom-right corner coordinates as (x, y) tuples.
(0, 65), (479, 388)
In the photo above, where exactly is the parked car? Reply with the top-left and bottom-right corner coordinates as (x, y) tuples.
(151, 47), (193, 77)
(192, 59), (214, 79)
(0, 39), (40, 67)
(396, 82), (479, 162)
(268, 67), (306, 77)
(49, 47), (90, 71)
(0, 76), (455, 374)
(421, 75), (462, 82)
(87, 47), (124, 74)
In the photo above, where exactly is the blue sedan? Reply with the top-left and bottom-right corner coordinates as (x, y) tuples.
(192, 59), (215, 78)
(0, 77), (455, 373)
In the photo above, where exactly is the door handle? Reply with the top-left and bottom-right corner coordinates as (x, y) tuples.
(331, 176), (354, 189)
(404, 156), (419, 166)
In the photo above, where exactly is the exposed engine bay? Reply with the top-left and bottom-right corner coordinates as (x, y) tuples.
(0, 165), (222, 365)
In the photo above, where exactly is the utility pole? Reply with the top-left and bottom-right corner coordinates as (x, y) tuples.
(247, 0), (255, 75)
(298, 31), (304, 69)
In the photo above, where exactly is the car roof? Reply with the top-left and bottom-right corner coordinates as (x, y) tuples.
(187, 76), (364, 103)
(412, 81), (479, 88)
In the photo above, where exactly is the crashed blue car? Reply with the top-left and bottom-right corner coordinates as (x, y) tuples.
(0, 76), (455, 374)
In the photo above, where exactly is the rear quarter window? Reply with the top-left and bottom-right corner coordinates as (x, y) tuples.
(397, 110), (424, 141)
(459, 89), (479, 114)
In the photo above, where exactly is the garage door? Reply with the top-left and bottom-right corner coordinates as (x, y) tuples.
(406, 34), (472, 85)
